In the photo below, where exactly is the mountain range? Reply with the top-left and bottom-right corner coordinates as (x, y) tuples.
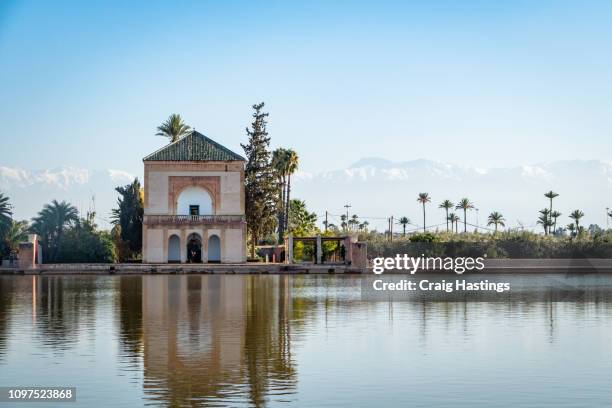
(1, 158), (611, 231)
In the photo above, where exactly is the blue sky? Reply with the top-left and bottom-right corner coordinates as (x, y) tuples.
(1, 0), (612, 177)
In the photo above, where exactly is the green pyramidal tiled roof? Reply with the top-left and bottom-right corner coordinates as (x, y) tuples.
(143, 131), (245, 161)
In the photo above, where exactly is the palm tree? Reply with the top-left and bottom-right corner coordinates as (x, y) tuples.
(272, 148), (289, 242)
(439, 200), (453, 232)
(284, 149), (299, 234)
(417, 193), (431, 232)
(156, 113), (191, 143)
(537, 208), (552, 235)
(569, 210), (585, 236)
(567, 223), (576, 237)
(340, 214), (348, 232)
(455, 198), (473, 233)
(448, 213), (460, 233)
(550, 210), (562, 235)
(349, 214), (359, 230)
(0, 192), (12, 234)
(399, 217), (410, 236)
(3, 220), (28, 256)
(30, 200), (79, 262)
(544, 190), (558, 212)
(487, 211), (505, 233)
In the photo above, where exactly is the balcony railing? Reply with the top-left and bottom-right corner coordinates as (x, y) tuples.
(144, 214), (245, 226)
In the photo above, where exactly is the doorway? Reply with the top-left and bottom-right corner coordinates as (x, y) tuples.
(186, 233), (202, 263)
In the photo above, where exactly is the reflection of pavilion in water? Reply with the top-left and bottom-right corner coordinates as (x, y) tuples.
(141, 275), (297, 406)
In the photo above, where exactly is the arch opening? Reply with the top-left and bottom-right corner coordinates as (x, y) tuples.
(186, 233), (203, 263)
(176, 187), (213, 216)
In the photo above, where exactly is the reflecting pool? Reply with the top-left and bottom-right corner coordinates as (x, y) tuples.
(0, 274), (611, 407)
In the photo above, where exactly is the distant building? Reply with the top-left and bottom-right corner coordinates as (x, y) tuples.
(142, 131), (246, 263)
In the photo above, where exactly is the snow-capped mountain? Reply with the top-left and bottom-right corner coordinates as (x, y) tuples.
(292, 158), (612, 231)
(0, 166), (137, 228)
(1, 158), (611, 231)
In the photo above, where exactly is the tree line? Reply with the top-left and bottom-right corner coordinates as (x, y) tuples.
(395, 190), (596, 238)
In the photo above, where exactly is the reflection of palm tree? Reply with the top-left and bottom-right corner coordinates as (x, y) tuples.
(399, 217), (410, 236)
(117, 276), (143, 360)
(245, 276), (297, 406)
(569, 210), (584, 236)
(156, 114), (191, 143)
(417, 193), (431, 232)
(487, 212), (505, 233)
(455, 198), (473, 233)
(439, 200), (453, 232)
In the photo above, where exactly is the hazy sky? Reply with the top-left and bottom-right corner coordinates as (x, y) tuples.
(1, 0), (612, 177)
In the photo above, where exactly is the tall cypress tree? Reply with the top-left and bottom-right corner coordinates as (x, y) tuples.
(111, 178), (144, 258)
(241, 102), (278, 258)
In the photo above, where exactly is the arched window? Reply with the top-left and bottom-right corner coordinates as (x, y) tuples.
(168, 235), (180, 263)
(208, 235), (221, 263)
(176, 187), (213, 215)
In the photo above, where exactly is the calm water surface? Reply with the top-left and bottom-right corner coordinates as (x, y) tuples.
(1, 274), (611, 407)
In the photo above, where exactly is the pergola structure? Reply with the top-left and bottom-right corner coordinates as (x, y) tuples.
(285, 234), (367, 267)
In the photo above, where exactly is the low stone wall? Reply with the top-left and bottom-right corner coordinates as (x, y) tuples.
(2, 259), (612, 275)
(377, 258), (612, 274)
(0, 263), (365, 275)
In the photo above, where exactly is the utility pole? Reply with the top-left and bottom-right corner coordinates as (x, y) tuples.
(325, 210), (328, 232)
(607, 207), (610, 229)
(390, 215), (394, 241)
(475, 208), (479, 233)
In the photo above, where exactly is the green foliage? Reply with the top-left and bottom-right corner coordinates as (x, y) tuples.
(398, 216), (410, 236)
(1, 220), (28, 258)
(30, 200), (79, 262)
(569, 210), (585, 232)
(287, 199), (317, 237)
(0, 192), (14, 257)
(272, 147), (299, 242)
(0, 192), (11, 231)
(241, 102), (278, 257)
(367, 230), (612, 259)
(111, 178), (144, 258)
(409, 232), (441, 243)
(438, 200), (453, 231)
(156, 113), (191, 143)
(487, 211), (505, 232)
(111, 224), (132, 262)
(455, 198), (474, 233)
(56, 215), (116, 263)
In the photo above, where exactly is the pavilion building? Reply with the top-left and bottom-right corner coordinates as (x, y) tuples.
(142, 131), (247, 263)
